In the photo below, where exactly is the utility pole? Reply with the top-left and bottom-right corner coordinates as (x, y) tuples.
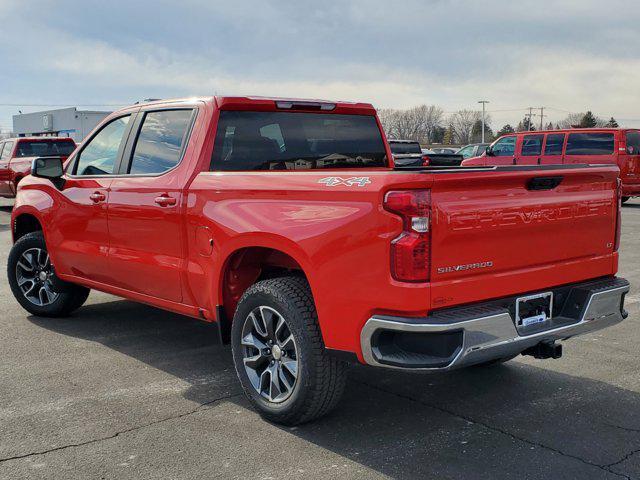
(478, 100), (489, 143)
(538, 106), (546, 131)
(525, 107), (536, 131)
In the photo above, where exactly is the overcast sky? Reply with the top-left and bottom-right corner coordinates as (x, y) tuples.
(1, 0), (639, 131)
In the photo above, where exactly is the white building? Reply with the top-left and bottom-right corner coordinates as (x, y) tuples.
(12, 107), (111, 143)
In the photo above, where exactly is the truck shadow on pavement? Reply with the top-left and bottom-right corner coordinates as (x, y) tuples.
(29, 298), (640, 479)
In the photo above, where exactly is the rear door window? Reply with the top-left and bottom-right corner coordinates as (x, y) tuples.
(491, 136), (516, 156)
(128, 109), (194, 175)
(544, 134), (565, 155)
(211, 111), (387, 171)
(566, 133), (615, 155)
(521, 135), (543, 156)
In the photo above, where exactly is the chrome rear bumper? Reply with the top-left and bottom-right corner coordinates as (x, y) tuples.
(361, 277), (630, 370)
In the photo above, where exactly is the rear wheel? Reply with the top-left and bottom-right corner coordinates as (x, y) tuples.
(231, 276), (346, 425)
(7, 232), (90, 317)
(622, 196), (630, 204)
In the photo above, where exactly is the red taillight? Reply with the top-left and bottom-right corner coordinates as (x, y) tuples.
(422, 155), (431, 166)
(384, 190), (431, 282)
(615, 178), (622, 251)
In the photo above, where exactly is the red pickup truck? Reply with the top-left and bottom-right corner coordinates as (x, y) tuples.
(0, 137), (76, 198)
(462, 128), (640, 202)
(7, 97), (630, 425)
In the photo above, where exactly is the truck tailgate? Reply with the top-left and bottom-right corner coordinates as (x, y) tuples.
(429, 165), (619, 309)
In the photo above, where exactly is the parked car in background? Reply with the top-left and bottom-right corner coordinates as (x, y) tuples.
(0, 137), (76, 198)
(388, 139), (463, 167)
(457, 143), (489, 159)
(462, 128), (640, 203)
(8, 96), (629, 426)
(431, 147), (459, 154)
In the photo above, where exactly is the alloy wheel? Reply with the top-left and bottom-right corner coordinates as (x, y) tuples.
(241, 306), (299, 403)
(15, 248), (59, 307)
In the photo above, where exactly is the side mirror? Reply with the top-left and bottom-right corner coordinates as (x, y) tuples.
(485, 146), (495, 156)
(31, 156), (65, 189)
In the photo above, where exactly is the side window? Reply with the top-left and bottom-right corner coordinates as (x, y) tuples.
(1, 141), (14, 161)
(544, 134), (565, 155)
(521, 135), (543, 156)
(492, 136), (516, 157)
(259, 123), (285, 153)
(74, 116), (131, 175)
(128, 109), (194, 175)
(566, 133), (615, 155)
(626, 131), (640, 154)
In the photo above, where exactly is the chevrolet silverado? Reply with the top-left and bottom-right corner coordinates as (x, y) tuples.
(7, 96), (630, 424)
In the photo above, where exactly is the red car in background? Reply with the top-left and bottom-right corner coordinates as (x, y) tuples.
(0, 137), (76, 198)
(462, 128), (640, 202)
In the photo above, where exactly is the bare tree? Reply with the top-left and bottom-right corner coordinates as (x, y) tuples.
(557, 112), (607, 129)
(377, 105), (445, 143)
(449, 110), (483, 144)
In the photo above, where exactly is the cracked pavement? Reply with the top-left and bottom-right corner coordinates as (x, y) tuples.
(1, 197), (640, 479)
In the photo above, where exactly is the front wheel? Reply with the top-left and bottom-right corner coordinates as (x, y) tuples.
(7, 232), (90, 317)
(231, 276), (346, 425)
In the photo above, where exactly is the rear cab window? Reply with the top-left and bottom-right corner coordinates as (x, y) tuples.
(15, 139), (75, 158)
(389, 141), (422, 155)
(210, 111), (387, 171)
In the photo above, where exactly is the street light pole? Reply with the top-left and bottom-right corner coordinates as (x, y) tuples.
(478, 100), (489, 143)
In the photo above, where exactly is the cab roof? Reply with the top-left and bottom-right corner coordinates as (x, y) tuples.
(116, 95), (377, 116)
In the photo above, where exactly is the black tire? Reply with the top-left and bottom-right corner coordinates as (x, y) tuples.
(7, 232), (90, 317)
(622, 196), (630, 204)
(231, 276), (347, 425)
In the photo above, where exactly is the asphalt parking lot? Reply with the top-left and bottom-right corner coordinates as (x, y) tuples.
(0, 197), (639, 480)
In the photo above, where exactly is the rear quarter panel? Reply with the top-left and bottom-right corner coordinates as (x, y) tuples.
(185, 170), (433, 353)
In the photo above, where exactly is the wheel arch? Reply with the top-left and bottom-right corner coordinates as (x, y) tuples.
(217, 244), (313, 343)
(13, 212), (44, 243)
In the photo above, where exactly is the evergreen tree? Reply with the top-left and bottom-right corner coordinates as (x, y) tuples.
(545, 122), (555, 130)
(580, 111), (598, 128)
(516, 116), (535, 132)
(605, 117), (619, 128)
(496, 124), (515, 137)
(471, 119), (494, 143)
(443, 125), (454, 145)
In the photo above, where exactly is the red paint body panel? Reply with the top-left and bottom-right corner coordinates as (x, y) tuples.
(11, 96), (622, 362)
(0, 137), (76, 198)
(463, 128), (640, 197)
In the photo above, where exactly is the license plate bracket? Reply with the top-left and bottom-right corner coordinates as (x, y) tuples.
(515, 292), (553, 328)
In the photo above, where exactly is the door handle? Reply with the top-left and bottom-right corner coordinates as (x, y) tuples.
(89, 192), (106, 203)
(154, 195), (177, 207)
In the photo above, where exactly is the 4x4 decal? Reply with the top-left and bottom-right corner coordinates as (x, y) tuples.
(318, 176), (371, 187)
